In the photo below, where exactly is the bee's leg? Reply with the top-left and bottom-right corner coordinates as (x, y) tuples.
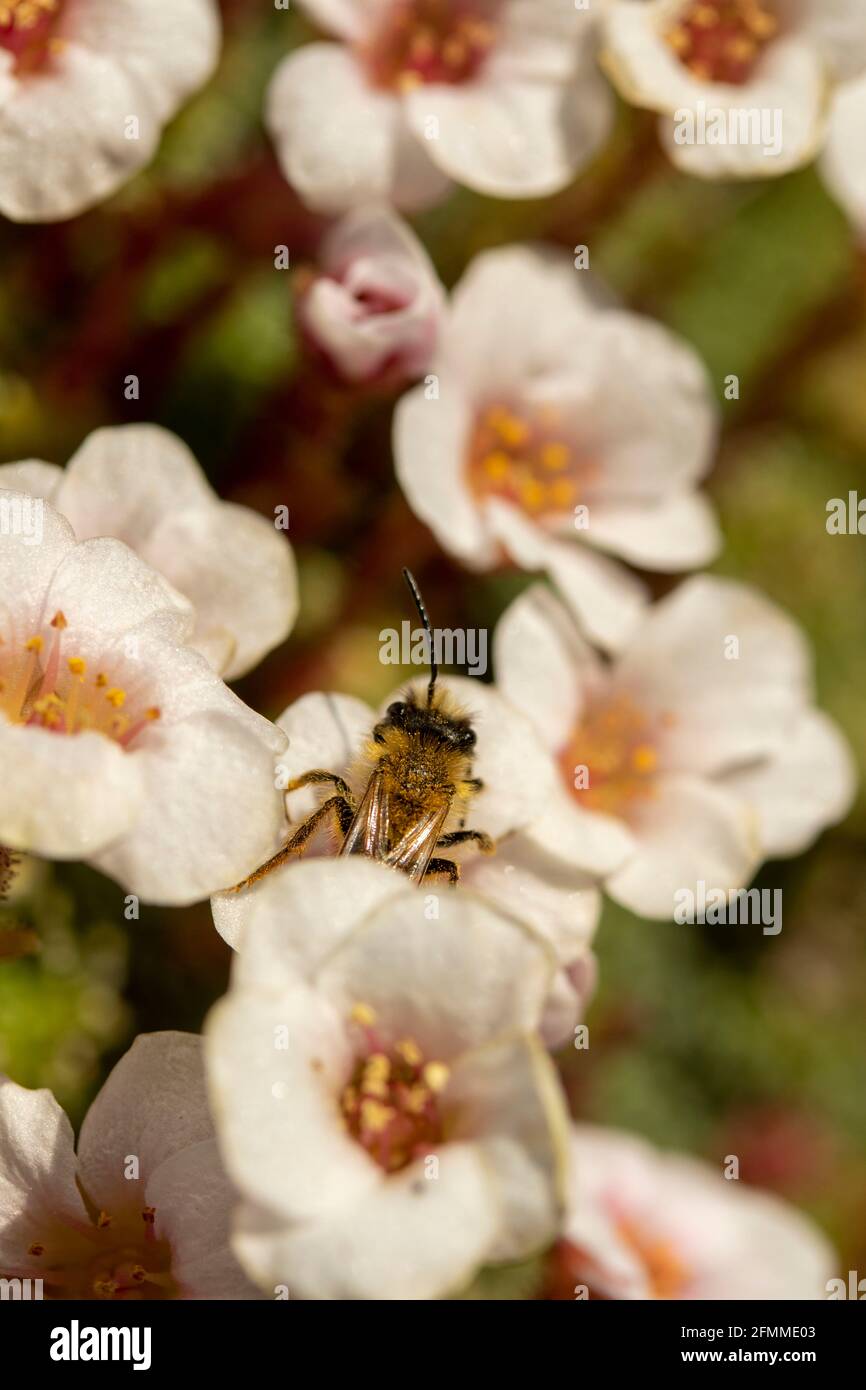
(285, 770), (356, 808)
(227, 795), (355, 892)
(424, 858), (460, 885)
(436, 829), (495, 855)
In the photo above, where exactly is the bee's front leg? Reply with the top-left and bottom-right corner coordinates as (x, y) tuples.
(227, 795), (355, 892)
(285, 769), (357, 808)
(435, 829), (495, 855)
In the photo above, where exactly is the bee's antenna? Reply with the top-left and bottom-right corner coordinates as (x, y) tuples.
(402, 567), (437, 706)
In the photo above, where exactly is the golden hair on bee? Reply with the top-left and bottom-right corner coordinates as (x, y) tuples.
(229, 569), (495, 892)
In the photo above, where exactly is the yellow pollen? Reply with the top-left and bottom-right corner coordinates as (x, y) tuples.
(93, 1278), (118, 1297)
(105, 687), (126, 709)
(0, 0), (57, 32)
(549, 479), (576, 508)
(395, 1038), (423, 1067)
(540, 442), (570, 471)
(67, 656), (86, 676)
(490, 407), (530, 449)
(50, 610), (67, 630)
(482, 450), (511, 481)
(145, 707), (161, 721)
(131, 1265), (147, 1283)
(422, 1061), (450, 1093)
(405, 1084), (431, 1115)
(350, 1001), (377, 1027)
(28, 1242), (44, 1256)
(631, 744), (658, 774)
(24, 635), (43, 652)
(360, 1098), (395, 1134)
(95, 672), (108, 688)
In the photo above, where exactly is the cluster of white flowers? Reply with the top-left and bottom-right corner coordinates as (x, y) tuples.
(1, 0), (861, 1303)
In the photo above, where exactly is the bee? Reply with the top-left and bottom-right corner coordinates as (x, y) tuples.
(231, 570), (495, 891)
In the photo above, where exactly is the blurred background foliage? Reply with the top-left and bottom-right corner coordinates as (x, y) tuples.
(1, 0), (865, 1283)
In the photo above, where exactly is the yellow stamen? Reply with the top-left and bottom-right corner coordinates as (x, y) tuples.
(422, 1061), (450, 1093)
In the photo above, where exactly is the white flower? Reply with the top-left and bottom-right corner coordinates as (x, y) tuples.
(394, 245), (720, 650)
(0, 424), (298, 679)
(300, 203), (445, 383)
(265, 0), (613, 213)
(206, 857), (570, 1300)
(0, 491), (286, 904)
(212, 679), (601, 1044)
(822, 74), (866, 240)
(558, 1124), (836, 1299)
(0, 0), (220, 222)
(495, 579), (856, 918)
(0, 1033), (258, 1299)
(601, 0), (866, 179)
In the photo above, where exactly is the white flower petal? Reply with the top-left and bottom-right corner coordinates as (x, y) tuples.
(56, 425), (213, 546)
(448, 1035), (569, 1262)
(722, 709), (856, 858)
(822, 76), (866, 239)
(463, 835), (600, 966)
(0, 722), (143, 859)
(213, 856), (404, 969)
(572, 311), (718, 501)
(799, 0), (866, 82)
(0, 460), (61, 498)
(0, 1077), (89, 1270)
(144, 1140), (260, 1300)
(405, 71), (607, 199)
(393, 380), (497, 565)
(0, 489), (74, 628)
(442, 244), (593, 395)
(143, 502), (298, 680)
(294, 0), (379, 41)
(0, 44), (162, 222)
(231, 1147), (498, 1301)
(76, 1033), (214, 1216)
(614, 576), (813, 774)
(523, 788), (639, 878)
(315, 888), (554, 1060)
(485, 498), (648, 653)
(41, 536), (193, 655)
(493, 582), (602, 749)
(64, 0), (220, 125)
(586, 490), (722, 570)
(605, 773), (760, 919)
(568, 1124), (837, 1300)
(266, 45), (403, 214)
(93, 709), (285, 905)
(205, 984), (377, 1223)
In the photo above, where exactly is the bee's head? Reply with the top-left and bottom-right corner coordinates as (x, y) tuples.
(373, 689), (477, 753)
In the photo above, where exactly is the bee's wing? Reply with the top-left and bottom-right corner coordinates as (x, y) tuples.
(384, 802), (450, 884)
(338, 770), (391, 860)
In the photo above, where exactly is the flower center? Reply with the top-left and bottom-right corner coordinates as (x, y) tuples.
(341, 1003), (448, 1173)
(0, 0), (63, 73)
(666, 0), (778, 85)
(617, 1218), (690, 1299)
(0, 610), (160, 746)
(363, 0), (500, 92)
(18, 1206), (177, 1300)
(559, 693), (666, 820)
(467, 403), (586, 519)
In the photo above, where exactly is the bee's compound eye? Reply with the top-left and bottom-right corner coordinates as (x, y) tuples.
(387, 702), (404, 719)
(461, 728), (477, 748)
